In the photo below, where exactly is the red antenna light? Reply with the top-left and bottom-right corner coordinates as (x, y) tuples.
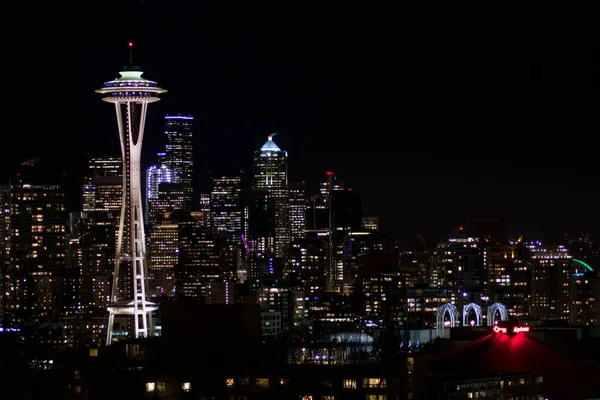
(128, 42), (134, 64)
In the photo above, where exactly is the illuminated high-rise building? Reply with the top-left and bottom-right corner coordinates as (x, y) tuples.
(82, 155), (122, 213)
(148, 221), (178, 297)
(146, 152), (173, 223)
(528, 241), (572, 321)
(146, 169), (175, 225)
(164, 115), (194, 208)
(209, 169), (245, 244)
(432, 232), (484, 291)
(306, 171), (362, 292)
(287, 181), (307, 242)
(251, 134), (289, 258)
(3, 162), (67, 327)
(95, 43), (166, 344)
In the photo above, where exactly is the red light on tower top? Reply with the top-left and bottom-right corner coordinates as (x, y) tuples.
(128, 42), (134, 64)
(326, 171), (335, 176)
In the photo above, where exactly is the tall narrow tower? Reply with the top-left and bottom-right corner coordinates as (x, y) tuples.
(95, 43), (167, 345)
(251, 134), (289, 258)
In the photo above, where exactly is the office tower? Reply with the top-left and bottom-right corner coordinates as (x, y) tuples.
(528, 241), (572, 321)
(285, 235), (326, 295)
(287, 181), (307, 242)
(483, 238), (531, 318)
(95, 45), (166, 344)
(306, 171), (362, 292)
(252, 134), (289, 258)
(169, 211), (221, 299)
(164, 115), (194, 208)
(432, 231), (484, 291)
(146, 156), (173, 222)
(3, 162), (67, 326)
(147, 182), (185, 226)
(148, 221), (178, 297)
(357, 252), (403, 326)
(570, 260), (599, 325)
(209, 169), (245, 244)
(68, 210), (115, 346)
(82, 155), (122, 213)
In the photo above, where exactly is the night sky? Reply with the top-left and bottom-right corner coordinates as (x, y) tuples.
(3, 1), (600, 247)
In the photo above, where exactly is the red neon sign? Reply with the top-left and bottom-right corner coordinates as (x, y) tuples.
(493, 325), (530, 334)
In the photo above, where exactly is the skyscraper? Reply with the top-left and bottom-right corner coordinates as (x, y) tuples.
(209, 169), (245, 244)
(146, 152), (173, 223)
(251, 134), (289, 258)
(164, 115), (194, 208)
(287, 181), (307, 242)
(2, 162), (67, 326)
(82, 155), (122, 213)
(95, 44), (166, 344)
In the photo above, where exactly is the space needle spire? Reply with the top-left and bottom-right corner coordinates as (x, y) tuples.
(95, 42), (167, 345)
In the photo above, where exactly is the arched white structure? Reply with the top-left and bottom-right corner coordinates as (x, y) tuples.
(462, 303), (483, 326)
(436, 303), (459, 337)
(487, 302), (509, 326)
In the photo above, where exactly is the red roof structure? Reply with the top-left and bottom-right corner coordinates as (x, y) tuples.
(431, 331), (600, 397)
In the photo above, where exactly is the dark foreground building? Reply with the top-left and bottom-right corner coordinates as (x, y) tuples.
(3, 307), (600, 399)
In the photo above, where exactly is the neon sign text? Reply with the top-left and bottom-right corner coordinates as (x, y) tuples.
(493, 325), (530, 334)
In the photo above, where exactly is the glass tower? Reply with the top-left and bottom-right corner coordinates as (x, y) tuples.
(252, 134), (289, 258)
(164, 115), (194, 208)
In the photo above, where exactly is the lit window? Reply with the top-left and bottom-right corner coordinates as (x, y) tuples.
(363, 378), (386, 388)
(256, 378), (269, 388)
(226, 378), (235, 387)
(182, 382), (191, 392)
(280, 378), (290, 386)
(343, 379), (357, 389)
(146, 382), (155, 392)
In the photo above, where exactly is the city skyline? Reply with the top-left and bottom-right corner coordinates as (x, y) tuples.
(5, 1), (600, 247)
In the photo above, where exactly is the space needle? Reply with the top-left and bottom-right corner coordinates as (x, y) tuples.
(96, 42), (166, 345)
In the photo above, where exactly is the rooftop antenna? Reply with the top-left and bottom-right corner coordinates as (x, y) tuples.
(128, 41), (134, 65)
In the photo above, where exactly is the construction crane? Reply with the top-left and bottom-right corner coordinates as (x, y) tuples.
(417, 233), (433, 259)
